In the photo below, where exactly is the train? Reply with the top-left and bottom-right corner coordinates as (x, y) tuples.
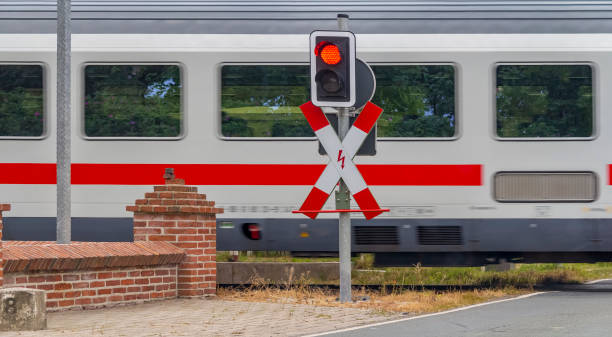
(1, 1), (612, 266)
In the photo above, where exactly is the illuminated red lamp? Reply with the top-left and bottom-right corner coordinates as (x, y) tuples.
(314, 42), (342, 65)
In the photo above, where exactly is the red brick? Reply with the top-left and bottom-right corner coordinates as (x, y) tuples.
(148, 221), (177, 227)
(90, 281), (105, 288)
(28, 276), (45, 283)
(93, 297), (107, 304)
(75, 298), (92, 305)
(165, 228), (197, 235)
(121, 279), (135, 286)
(178, 289), (204, 297)
(46, 301), (59, 308)
(135, 279), (149, 285)
(112, 287), (127, 294)
(155, 269), (170, 276)
(174, 242), (198, 249)
(178, 276), (204, 283)
(141, 270), (155, 277)
(137, 293), (150, 300)
(64, 291), (82, 298)
(156, 284), (170, 291)
(150, 277), (163, 284)
(164, 291), (177, 298)
(129, 271), (141, 277)
(59, 300), (75, 307)
(135, 228), (162, 235)
(184, 249), (204, 255)
(47, 292), (64, 300)
(176, 221), (201, 227)
(82, 273), (97, 280)
(181, 263), (203, 269)
(141, 286), (155, 292)
(45, 275), (62, 282)
(151, 292), (165, 299)
(110, 295), (124, 302)
(148, 235), (176, 241)
(98, 272), (113, 279)
(106, 280), (120, 287)
(98, 289), (112, 295)
(54, 283), (72, 291)
(163, 276), (176, 283)
(133, 221), (147, 227)
(15, 277), (27, 284)
(124, 294), (138, 301)
(82, 290), (96, 297)
(127, 286), (141, 293)
(113, 272), (128, 278)
(178, 235), (204, 242)
(73, 282), (89, 289)
(37, 284), (54, 291)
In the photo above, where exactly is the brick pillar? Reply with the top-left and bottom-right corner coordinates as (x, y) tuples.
(0, 204), (10, 288)
(127, 174), (222, 297)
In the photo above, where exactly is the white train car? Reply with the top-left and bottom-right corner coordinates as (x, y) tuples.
(1, 1), (611, 265)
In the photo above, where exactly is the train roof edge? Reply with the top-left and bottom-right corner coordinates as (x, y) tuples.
(3, 0), (612, 34)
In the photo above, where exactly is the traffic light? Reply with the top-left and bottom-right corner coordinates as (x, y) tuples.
(310, 31), (356, 107)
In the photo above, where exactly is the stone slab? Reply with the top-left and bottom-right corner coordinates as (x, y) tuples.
(0, 288), (46, 331)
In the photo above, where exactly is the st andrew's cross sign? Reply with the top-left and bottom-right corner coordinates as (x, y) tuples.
(295, 101), (386, 220)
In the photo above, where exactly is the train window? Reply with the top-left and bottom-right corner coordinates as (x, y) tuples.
(221, 65), (312, 138)
(84, 64), (182, 138)
(0, 64), (44, 138)
(496, 64), (593, 139)
(372, 65), (456, 138)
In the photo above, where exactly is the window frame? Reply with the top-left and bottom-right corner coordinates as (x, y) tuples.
(217, 62), (460, 141)
(0, 62), (48, 140)
(492, 62), (598, 141)
(80, 62), (186, 141)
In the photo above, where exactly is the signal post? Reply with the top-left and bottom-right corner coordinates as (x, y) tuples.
(294, 15), (388, 303)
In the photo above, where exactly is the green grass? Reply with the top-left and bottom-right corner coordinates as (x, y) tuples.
(217, 251), (612, 287)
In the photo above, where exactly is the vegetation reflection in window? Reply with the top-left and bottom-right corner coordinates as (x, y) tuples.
(496, 65), (593, 138)
(372, 65), (455, 138)
(221, 65), (312, 137)
(84, 65), (181, 137)
(0, 65), (44, 137)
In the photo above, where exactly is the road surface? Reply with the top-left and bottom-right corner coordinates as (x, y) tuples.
(314, 280), (612, 337)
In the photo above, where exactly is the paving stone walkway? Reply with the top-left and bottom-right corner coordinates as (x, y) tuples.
(3, 298), (398, 337)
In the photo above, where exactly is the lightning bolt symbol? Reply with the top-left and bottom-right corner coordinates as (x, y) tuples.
(337, 150), (345, 169)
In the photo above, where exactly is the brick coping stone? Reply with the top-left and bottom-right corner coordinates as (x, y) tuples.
(2, 241), (185, 273)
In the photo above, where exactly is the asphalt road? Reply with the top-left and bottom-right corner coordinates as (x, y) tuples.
(315, 280), (612, 337)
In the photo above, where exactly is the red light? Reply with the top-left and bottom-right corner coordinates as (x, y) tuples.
(248, 224), (260, 240)
(320, 44), (342, 65)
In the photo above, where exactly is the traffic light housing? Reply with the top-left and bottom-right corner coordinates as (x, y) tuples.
(310, 31), (356, 107)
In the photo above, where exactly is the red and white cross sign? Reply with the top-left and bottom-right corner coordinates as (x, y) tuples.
(298, 101), (384, 220)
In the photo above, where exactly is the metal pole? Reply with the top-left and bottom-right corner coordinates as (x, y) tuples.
(57, 0), (71, 244)
(336, 13), (351, 303)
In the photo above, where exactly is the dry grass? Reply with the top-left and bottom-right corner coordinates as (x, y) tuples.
(217, 278), (527, 314)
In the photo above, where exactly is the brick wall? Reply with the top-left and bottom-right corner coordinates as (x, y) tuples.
(127, 176), (223, 297)
(0, 204), (9, 287)
(3, 265), (177, 311)
(0, 172), (222, 311)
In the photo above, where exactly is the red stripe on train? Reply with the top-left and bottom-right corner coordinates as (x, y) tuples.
(0, 163), (482, 186)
